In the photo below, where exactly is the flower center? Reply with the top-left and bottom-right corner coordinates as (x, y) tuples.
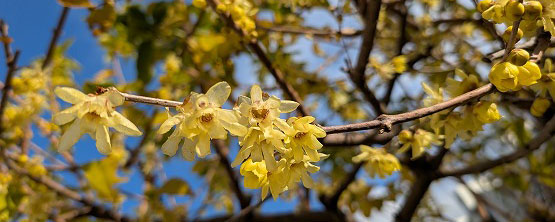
(200, 113), (214, 123)
(251, 108), (269, 119)
(294, 132), (307, 139)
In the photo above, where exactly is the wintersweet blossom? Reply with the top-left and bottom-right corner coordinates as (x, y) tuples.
(239, 159), (288, 200)
(232, 126), (286, 171)
(398, 129), (442, 159)
(352, 145), (401, 178)
(53, 87), (142, 154)
(285, 156), (321, 189)
(489, 62), (519, 92)
(281, 116), (326, 162)
(158, 82), (247, 160)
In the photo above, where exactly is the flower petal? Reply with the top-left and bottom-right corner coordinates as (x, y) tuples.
(181, 137), (196, 161)
(95, 125), (112, 154)
(195, 134), (211, 158)
(58, 119), (83, 152)
(55, 87), (88, 104)
(110, 111), (142, 136)
(53, 105), (80, 125)
(161, 130), (181, 156)
(250, 84), (262, 103)
(158, 115), (182, 134)
(262, 143), (277, 172)
(279, 100), (299, 113)
(206, 81), (231, 106)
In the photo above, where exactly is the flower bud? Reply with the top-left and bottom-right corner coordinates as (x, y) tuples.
(523, 1), (543, 20)
(530, 97), (551, 117)
(502, 26), (523, 43)
(508, 49), (530, 66)
(505, 0), (525, 22)
(477, 0), (494, 13)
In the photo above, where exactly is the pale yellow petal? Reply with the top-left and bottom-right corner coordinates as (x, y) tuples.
(181, 137), (196, 161)
(161, 130), (181, 156)
(301, 173), (314, 188)
(110, 111), (142, 136)
(158, 116), (182, 134)
(250, 84), (262, 103)
(102, 89), (125, 106)
(95, 125), (112, 154)
(58, 119), (83, 152)
(205, 81), (231, 106)
(279, 100), (299, 113)
(220, 120), (247, 137)
(262, 144), (277, 172)
(53, 105), (80, 125)
(195, 134), (211, 158)
(54, 87), (88, 104)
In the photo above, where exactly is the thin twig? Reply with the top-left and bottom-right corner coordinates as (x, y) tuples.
(42, 7), (69, 69)
(213, 139), (251, 209)
(0, 20), (20, 134)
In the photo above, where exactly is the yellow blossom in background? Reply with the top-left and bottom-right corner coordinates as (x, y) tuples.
(530, 97), (551, 117)
(158, 82), (247, 160)
(446, 69), (480, 97)
(281, 116), (326, 162)
(473, 101), (502, 123)
(489, 62), (519, 92)
(352, 145), (401, 178)
(538, 0), (555, 35)
(531, 59), (555, 100)
(398, 129), (442, 159)
(421, 82), (444, 107)
(392, 55), (408, 73)
(53, 87), (142, 154)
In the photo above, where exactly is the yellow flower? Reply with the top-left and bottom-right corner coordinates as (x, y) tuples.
(482, 4), (507, 23)
(421, 82), (444, 107)
(488, 62), (519, 92)
(446, 69), (480, 97)
(286, 156), (320, 189)
(538, 0), (555, 36)
(158, 82), (247, 160)
(192, 0), (206, 8)
(531, 97), (551, 117)
(281, 116), (326, 162)
(232, 126), (286, 171)
(398, 129), (442, 159)
(392, 55), (408, 73)
(517, 61), (542, 86)
(473, 101), (502, 124)
(531, 59), (555, 99)
(237, 84), (299, 130)
(53, 87), (142, 154)
(352, 145), (401, 178)
(240, 159), (288, 200)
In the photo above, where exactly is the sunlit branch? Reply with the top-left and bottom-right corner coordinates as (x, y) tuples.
(42, 7), (69, 69)
(0, 20), (20, 134)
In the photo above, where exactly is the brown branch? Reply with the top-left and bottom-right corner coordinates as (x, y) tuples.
(195, 211), (341, 222)
(205, 0), (310, 117)
(120, 91), (183, 107)
(3, 155), (130, 221)
(394, 147), (447, 222)
(322, 83), (495, 134)
(321, 126), (400, 146)
(437, 115), (555, 178)
(0, 20), (20, 134)
(42, 7), (69, 69)
(349, 0), (385, 115)
(258, 25), (362, 38)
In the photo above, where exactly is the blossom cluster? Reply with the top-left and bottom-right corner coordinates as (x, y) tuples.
(193, 0), (258, 37)
(479, 0), (554, 36)
(54, 82), (329, 200)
